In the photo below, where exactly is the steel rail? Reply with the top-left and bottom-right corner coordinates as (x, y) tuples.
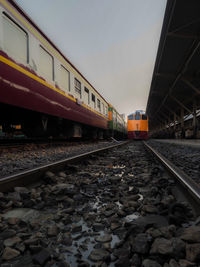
(143, 141), (200, 205)
(0, 141), (129, 192)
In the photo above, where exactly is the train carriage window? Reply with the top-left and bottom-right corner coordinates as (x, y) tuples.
(128, 115), (134, 120)
(3, 13), (28, 64)
(74, 78), (81, 97)
(135, 114), (141, 120)
(60, 65), (70, 92)
(91, 94), (96, 108)
(142, 114), (147, 120)
(84, 87), (90, 104)
(39, 46), (54, 81)
(97, 99), (101, 111)
(102, 103), (105, 114)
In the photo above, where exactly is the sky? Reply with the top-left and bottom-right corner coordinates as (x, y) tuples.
(15, 0), (167, 117)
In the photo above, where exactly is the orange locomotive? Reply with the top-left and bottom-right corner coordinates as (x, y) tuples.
(127, 110), (148, 139)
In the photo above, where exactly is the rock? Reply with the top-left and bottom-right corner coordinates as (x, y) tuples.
(57, 261), (70, 267)
(2, 208), (40, 222)
(64, 207), (74, 214)
(0, 229), (16, 239)
(59, 172), (67, 178)
(88, 248), (110, 262)
(111, 222), (121, 231)
(45, 171), (55, 178)
(2, 247), (20, 260)
(146, 227), (161, 238)
(7, 192), (21, 202)
(48, 225), (58, 236)
(32, 248), (51, 265)
(130, 253), (141, 266)
(117, 209), (126, 217)
(115, 255), (130, 266)
(150, 238), (173, 255)
(142, 259), (162, 267)
(143, 204), (158, 213)
(52, 183), (74, 194)
(24, 238), (39, 246)
(61, 233), (72, 246)
(103, 242), (111, 250)
(113, 248), (130, 259)
(4, 236), (21, 247)
(150, 237), (185, 257)
(134, 215), (168, 229)
(104, 210), (115, 217)
(62, 214), (72, 224)
(24, 199), (36, 208)
(178, 259), (196, 266)
(42, 172), (57, 184)
(15, 243), (26, 253)
(93, 223), (105, 231)
(95, 234), (112, 243)
(131, 233), (150, 254)
(193, 216), (200, 226)
(7, 217), (19, 225)
(186, 243), (200, 262)
(172, 238), (186, 258)
(29, 245), (42, 254)
(151, 225), (174, 239)
(180, 226), (200, 243)
(71, 224), (82, 233)
(169, 259), (180, 267)
(128, 201), (139, 208)
(169, 203), (192, 225)
(14, 187), (29, 193)
(1, 200), (13, 209)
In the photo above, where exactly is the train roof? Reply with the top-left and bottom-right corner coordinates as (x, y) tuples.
(7, 0), (108, 104)
(128, 110), (146, 116)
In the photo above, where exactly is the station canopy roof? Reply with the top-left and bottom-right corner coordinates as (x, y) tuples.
(146, 0), (200, 129)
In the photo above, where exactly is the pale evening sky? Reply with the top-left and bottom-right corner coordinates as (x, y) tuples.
(15, 0), (167, 117)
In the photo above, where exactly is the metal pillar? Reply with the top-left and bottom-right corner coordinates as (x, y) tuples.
(180, 108), (185, 138)
(193, 100), (197, 138)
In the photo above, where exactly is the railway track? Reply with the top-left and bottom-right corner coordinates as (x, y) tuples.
(1, 141), (200, 266)
(0, 139), (125, 178)
(144, 141), (200, 215)
(0, 141), (128, 192)
(0, 137), (100, 148)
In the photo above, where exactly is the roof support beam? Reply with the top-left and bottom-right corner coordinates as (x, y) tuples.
(150, 40), (200, 117)
(169, 94), (192, 114)
(155, 73), (175, 79)
(167, 32), (200, 39)
(163, 105), (182, 121)
(169, 17), (200, 35)
(182, 78), (200, 95)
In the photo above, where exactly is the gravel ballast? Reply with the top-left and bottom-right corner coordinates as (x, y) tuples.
(0, 141), (116, 178)
(147, 139), (200, 185)
(0, 141), (199, 266)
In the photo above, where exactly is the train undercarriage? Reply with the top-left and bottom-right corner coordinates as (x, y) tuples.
(0, 103), (107, 139)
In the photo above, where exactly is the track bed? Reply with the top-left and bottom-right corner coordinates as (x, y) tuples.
(0, 141), (200, 266)
(147, 139), (200, 185)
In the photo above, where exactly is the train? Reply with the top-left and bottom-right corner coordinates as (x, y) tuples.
(127, 110), (148, 139)
(0, 0), (127, 139)
(108, 104), (127, 138)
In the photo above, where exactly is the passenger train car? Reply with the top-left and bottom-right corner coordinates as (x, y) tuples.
(127, 110), (148, 139)
(0, 0), (126, 138)
(108, 104), (127, 138)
